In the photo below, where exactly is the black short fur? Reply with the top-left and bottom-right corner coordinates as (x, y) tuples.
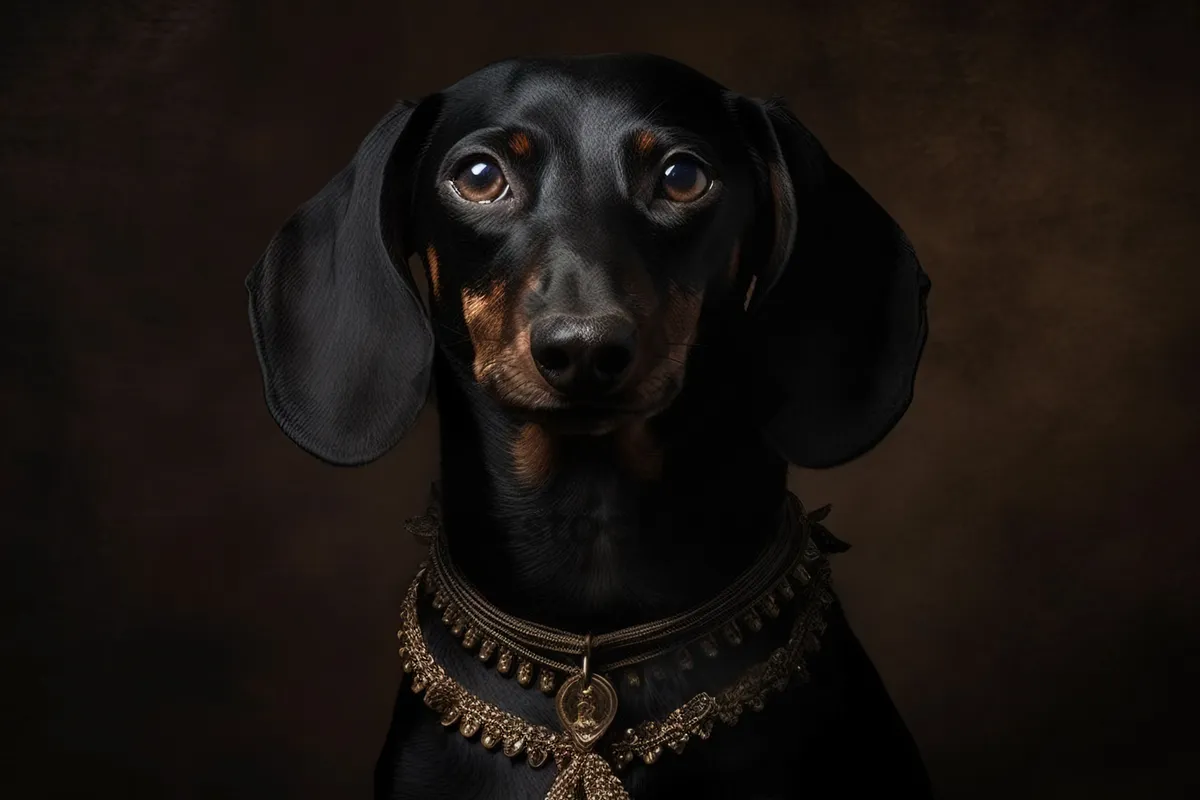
(246, 53), (933, 799)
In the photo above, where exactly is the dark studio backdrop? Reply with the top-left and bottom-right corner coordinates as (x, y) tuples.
(3, 1), (1198, 797)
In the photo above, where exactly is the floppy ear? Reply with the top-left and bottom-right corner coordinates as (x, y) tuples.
(734, 96), (931, 469)
(245, 99), (439, 466)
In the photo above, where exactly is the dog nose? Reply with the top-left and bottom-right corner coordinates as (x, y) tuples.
(530, 313), (637, 396)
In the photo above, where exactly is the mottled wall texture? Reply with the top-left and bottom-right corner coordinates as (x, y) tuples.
(3, 1), (1197, 797)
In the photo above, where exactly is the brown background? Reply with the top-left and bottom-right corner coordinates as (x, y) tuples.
(3, 1), (1198, 797)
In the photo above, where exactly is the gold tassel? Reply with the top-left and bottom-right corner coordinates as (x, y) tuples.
(545, 751), (630, 800)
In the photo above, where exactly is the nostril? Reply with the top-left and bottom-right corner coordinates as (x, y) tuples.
(535, 344), (572, 373)
(530, 313), (637, 395)
(593, 343), (633, 378)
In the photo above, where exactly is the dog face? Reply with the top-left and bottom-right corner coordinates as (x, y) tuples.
(247, 54), (930, 467)
(407, 58), (761, 434)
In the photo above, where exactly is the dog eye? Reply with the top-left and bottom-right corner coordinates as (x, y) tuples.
(659, 157), (712, 203)
(451, 158), (509, 203)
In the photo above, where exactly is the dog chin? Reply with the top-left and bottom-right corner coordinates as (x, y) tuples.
(508, 391), (683, 437)
(484, 372), (685, 435)
(517, 406), (640, 436)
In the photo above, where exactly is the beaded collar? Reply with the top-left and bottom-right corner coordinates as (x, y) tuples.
(396, 490), (841, 799)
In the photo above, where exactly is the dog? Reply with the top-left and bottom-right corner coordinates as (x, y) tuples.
(246, 54), (932, 799)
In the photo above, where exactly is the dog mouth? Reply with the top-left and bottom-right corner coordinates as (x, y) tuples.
(498, 377), (684, 436)
(517, 404), (642, 435)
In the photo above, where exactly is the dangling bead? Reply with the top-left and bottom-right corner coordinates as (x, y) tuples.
(526, 746), (548, 768)
(461, 627), (479, 649)
(480, 726), (500, 749)
(458, 715), (480, 738)
(516, 659), (535, 687)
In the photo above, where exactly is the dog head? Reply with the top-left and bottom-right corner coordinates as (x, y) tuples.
(247, 54), (930, 466)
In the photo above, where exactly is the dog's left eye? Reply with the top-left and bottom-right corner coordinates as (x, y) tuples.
(451, 159), (510, 204)
(659, 157), (712, 203)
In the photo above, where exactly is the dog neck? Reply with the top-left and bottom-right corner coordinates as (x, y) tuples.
(431, 339), (790, 634)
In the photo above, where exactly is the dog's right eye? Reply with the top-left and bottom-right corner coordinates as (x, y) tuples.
(450, 159), (510, 204)
(658, 156), (712, 204)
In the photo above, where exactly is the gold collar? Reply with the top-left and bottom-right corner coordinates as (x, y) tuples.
(395, 495), (837, 800)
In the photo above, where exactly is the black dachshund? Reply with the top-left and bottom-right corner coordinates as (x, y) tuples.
(247, 54), (932, 799)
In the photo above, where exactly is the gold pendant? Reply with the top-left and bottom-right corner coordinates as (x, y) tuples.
(554, 672), (618, 750)
(548, 669), (628, 799)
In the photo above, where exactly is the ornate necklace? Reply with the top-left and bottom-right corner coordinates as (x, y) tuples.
(408, 489), (825, 695)
(395, 491), (839, 800)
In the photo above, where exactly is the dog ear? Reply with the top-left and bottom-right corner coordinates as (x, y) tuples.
(245, 98), (440, 466)
(733, 96), (931, 469)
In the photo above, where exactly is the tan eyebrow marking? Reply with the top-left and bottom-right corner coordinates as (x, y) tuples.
(509, 131), (532, 158)
(633, 129), (656, 156)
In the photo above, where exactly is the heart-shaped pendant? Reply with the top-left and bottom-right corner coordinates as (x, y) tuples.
(555, 672), (618, 751)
